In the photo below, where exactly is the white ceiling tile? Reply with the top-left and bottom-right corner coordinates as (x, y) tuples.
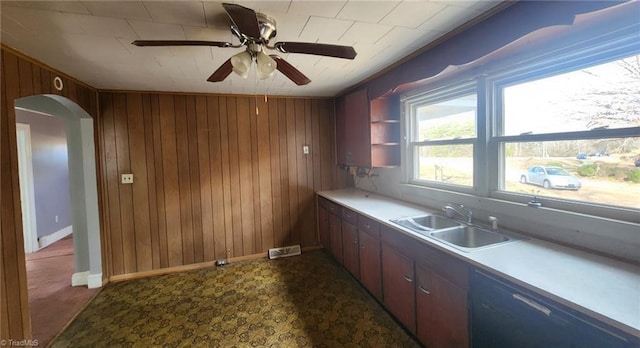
(373, 26), (421, 49)
(419, 5), (481, 32)
(76, 14), (139, 38)
(1, 1), (91, 15)
(336, 1), (399, 23)
(339, 21), (392, 45)
(1, 6), (82, 35)
(467, 0), (503, 11)
(61, 35), (135, 67)
(299, 16), (353, 43)
(266, 11), (309, 42)
(288, 1), (346, 18)
(128, 20), (186, 40)
(380, 1), (447, 28)
(235, 1), (292, 14)
(183, 25), (235, 43)
(82, 1), (151, 21)
(142, 1), (206, 27)
(202, 2), (232, 29)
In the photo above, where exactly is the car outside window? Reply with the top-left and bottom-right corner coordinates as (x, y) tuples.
(494, 54), (640, 210)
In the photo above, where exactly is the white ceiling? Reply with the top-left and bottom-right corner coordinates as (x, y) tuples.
(1, 1), (502, 97)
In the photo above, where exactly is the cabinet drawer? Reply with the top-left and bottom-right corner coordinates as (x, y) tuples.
(342, 207), (358, 225)
(318, 196), (328, 208)
(358, 216), (380, 238)
(326, 201), (341, 217)
(415, 248), (468, 290)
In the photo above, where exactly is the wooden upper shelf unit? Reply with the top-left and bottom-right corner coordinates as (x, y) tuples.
(336, 89), (401, 168)
(370, 96), (400, 167)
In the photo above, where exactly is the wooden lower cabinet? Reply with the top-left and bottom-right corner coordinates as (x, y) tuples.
(382, 243), (416, 333)
(416, 263), (469, 348)
(317, 195), (469, 346)
(329, 213), (343, 263)
(317, 201), (329, 249)
(342, 221), (360, 278)
(359, 229), (382, 300)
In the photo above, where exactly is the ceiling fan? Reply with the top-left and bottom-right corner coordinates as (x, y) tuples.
(132, 2), (357, 86)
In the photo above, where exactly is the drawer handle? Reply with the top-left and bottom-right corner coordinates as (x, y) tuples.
(364, 224), (371, 229)
(418, 286), (431, 295)
(403, 275), (413, 283)
(359, 243), (365, 249)
(353, 240), (358, 244)
(512, 294), (551, 316)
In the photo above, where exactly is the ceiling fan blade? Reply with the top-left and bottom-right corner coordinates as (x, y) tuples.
(274, 42), (357, 60)
(207, 59), (233, 82)
(132, 40), (233, 47)
(222, 3), (261, 39)
(270, 55), (311, 86)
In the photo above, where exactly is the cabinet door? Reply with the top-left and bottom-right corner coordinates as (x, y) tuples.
(342, 221), (360, 278)
(382, 244), (416, 333)
(318, 202), (329, 249)
(416, 264), (468, 348)
(359, 229), (382, 300)
(343, 88), (370, 167)
(329, 213), (343, 263)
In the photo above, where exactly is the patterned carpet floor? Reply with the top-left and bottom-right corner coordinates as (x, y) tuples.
(51, 251), (420, 347)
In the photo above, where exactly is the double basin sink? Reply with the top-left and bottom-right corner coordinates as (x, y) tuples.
(390, 215), (523, 252)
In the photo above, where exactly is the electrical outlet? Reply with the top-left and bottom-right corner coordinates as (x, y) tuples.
(121, 174), (134, 184)
(303, 145), (309, 154)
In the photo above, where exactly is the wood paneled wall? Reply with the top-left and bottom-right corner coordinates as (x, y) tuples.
(0, 46), (99, 340)
(1, 44), (347, 339)
(100, 92), (346, 277)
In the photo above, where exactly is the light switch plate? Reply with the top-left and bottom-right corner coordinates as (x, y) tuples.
(121, 174), (134, 184)
(303, 145), (309, 154)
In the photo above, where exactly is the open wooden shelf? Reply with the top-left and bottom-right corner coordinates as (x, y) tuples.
(370, 96), (401, 167)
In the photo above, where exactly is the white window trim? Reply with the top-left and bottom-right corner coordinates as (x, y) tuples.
(401, 34), (640, 225)
(402, 82), (480, 195)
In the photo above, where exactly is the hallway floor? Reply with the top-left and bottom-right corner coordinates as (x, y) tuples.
(26, 236), (100, 346)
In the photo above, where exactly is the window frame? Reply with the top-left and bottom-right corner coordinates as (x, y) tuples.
(403, 82), (480, 194)
(402, 33), (640, 224)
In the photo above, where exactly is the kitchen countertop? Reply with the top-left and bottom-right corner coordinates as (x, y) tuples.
(318, 188), (640, 338)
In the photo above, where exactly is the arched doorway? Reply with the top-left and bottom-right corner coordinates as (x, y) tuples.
(15, 94), (102, 288)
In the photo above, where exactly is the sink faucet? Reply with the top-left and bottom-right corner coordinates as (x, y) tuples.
(443, 203), (473, 223)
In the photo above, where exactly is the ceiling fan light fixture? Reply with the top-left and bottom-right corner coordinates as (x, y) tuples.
(231, 51), (252, 79)
(256, 51), (277, 80)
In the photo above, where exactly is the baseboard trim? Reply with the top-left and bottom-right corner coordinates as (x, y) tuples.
(39, 225), (72, 249)
(109, 261), (218, 283)
(71, 271), (89, 286)
(87, 273), (103, 289)
(109, 248), (322, 283)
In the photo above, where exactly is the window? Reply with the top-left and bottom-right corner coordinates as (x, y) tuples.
(403, 40), (639, 221)
(406, 87), (478, 189)
(494, 54), (640, 210)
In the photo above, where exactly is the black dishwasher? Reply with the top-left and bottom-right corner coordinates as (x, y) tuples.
(470, 270), (638, 348)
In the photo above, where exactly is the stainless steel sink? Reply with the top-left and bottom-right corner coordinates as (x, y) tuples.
(390, 215), (461, 235)
(430, 225), (519, 252)
(391, 214), (524, 251)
